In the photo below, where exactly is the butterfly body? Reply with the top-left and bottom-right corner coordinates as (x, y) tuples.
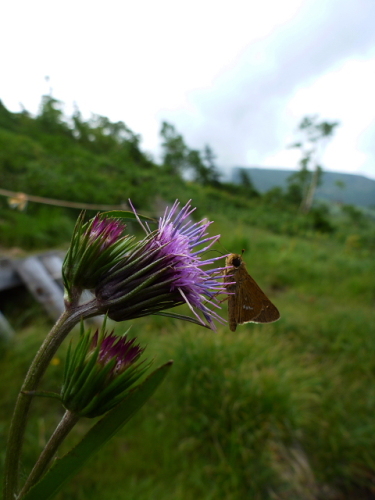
(225, 253), (280, 331)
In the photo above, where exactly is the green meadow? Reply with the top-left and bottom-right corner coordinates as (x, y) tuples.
(1, 222), (374, 499)
(1, 97), (375, 499)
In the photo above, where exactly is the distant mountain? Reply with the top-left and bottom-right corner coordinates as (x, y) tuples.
(232, 167), (375, 207)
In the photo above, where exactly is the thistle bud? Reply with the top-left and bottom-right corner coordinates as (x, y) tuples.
(61, 323), (150, 418)
(62, 212), (136, 304)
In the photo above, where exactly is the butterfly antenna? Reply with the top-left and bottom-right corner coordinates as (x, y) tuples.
(205, 249), (225, 257)
(218, 240), (229, 254)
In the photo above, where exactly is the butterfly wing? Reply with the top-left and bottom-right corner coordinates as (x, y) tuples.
(230, 272), (280, 331)
(252, 300), (280, 323)
(225, 272), (238, 331)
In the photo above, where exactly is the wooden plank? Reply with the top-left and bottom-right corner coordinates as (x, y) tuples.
(0, 258), (22, 291)
(2, 252), (103, 328)
(0, 252), (66, 292)
(39, 253), (64, 280)
(39, 253), (64, 291)
(0, 311), (14, 341)
(39, 255), (103, 327)
(13, 257), (65, 321)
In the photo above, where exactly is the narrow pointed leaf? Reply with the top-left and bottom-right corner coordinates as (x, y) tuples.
(153, 311), (211, 328)
(22, 361), (173, 500)
(99, 210), (156, 223)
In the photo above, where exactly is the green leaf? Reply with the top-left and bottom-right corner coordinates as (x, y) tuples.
(21, 391), (61, 401)
(99, 210), (156, 223)
(22, 361), (173, 500)
(153, 311), (211, 328)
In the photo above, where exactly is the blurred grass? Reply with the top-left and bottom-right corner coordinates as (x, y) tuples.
(1, 218), (375, 499)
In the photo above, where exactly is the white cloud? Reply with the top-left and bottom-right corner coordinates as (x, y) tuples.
(262, 58), (375, 178)
(1, 0), (375, 179)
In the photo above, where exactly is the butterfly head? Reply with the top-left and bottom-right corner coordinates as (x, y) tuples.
(226, 253), (244, 269)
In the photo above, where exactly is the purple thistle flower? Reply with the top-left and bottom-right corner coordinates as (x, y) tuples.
(88, 215), (125, 250)
(61, 325), (149, 418)
(95, 200), (228, 329)
(92, 330), (145, 375)
(63, 212), (136, 302)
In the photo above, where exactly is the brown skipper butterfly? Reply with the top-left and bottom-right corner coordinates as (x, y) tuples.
(224, 251), (280, 331)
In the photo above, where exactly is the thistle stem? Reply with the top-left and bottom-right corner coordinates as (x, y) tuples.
(3, 302), (98, 500)
(18, 410), (79, 498)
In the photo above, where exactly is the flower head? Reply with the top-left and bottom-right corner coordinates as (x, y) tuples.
(88, 215), (125, 250)
(95, 200), (227, 329)
(61, 323), (149, 418)
(93, 330), (144, 374)
(62, 212), (136, 303)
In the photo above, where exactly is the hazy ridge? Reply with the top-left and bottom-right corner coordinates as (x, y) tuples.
(232, 167), (375, 207)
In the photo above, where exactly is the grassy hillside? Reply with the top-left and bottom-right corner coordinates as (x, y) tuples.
(1, 221), (374, 499)
(1, 96), (375, 499)
(1, 96), (374, 252)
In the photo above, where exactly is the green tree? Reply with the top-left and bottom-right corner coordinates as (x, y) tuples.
(160, 123), (221, 185)
(285, 155), (312, 206)
(186, 149), (206, 183)
(72, 111), (143, 160)
(201, 145), (221, 185)
(187, 146), (221, 186)
(289, 115), (339, 213)
(37, 95), (70, 135)
(237, 169), (259, 198)
(160, 121), (188, 175)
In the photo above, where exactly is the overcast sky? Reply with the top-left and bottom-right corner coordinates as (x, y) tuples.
(2, 0), (375, 180)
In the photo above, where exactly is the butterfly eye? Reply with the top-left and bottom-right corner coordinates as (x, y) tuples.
(232, 257), (241, 267)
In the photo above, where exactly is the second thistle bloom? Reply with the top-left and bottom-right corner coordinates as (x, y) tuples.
(61, 323), (149, 418)
(95, 200), (227, 329)
(62, 212), (136, 303)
